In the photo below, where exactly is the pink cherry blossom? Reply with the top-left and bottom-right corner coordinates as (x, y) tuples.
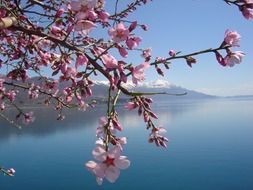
(110, 137), (128, 151)
(98, 11), (110, 22)
(169, 49), (176, 57)
(94, 47), (119, 69)
(128, 21), (137, 32)
(215, 51), (226, 67)
(55, 8), (65, 18)
(86, 145), (130, 185)
(5, 90), (18, 102)
(96, 117), (106, 137)
(96, 116), (117, 138)
(87, 10), (98, 21)
(78, 100), (88, 111)
(70, 0), (97, 12)
(28, 83), (40, 99)
(44, 80), (59, 92)
(50, 26), (63, 37)
(224, 51), (245, 67)
(23, 111), (35, 125)
(126, 37), (142, 49)
(108, 23), (129, 43)
(63, 87), (73, 103)
(70, 1), (83, 11)
(241, 5), (253, 19)
(224, 30), (241, 47)
(75, 11), (89, 21)
(132, 62), (150, 84)
(115, 137), (127, 146)
(85, 86), (92, 96)
(76, 54), (88, 68)
(117, 46), (128, 58)
(238, 0), (253, 19)
(101, 54), (118, 69)
(63, 67), (77, 78)
(34, 36), (52, 49)
(149, 127), (169, 148)
(38, 51), (52, 66)
(124, 101), (138, 110)
(74, 20), (96, 34)
(112, 117), (122, 131)
(99, 116), (107, 126)
(141, 48), (152, 61)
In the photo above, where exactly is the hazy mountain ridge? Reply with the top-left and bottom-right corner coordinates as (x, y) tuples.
(3, 77), (216, 105)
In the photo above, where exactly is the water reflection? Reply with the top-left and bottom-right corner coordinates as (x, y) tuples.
(0, 99), (209, 141)
(0, 98), (253, 190)
(1, 98), (252, 140)
(0, 106), (104, 141)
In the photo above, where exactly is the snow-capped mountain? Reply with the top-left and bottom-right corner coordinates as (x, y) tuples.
(91, 79), (214, 100)
(138, 79), (174, 89)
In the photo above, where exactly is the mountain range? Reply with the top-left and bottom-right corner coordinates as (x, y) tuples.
(92, 79), (214, 101)
(4, 77), (215, 106)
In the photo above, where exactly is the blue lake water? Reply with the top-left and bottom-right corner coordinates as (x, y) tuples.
(0, 98), (253, 189)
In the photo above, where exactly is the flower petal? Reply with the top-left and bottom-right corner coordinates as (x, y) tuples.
(114, 156), (130, 169)
(93, 163), (106, 178)
(158, 127), (167, 134)
(70, 1), (81, 11)
(92, 145), (106, 161)
(105, 165), (120, 183)
(108, 146), (121, 159)
(85, 160), (97, 171)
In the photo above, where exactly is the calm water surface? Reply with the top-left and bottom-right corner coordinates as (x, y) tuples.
(0, 98), (253, 190)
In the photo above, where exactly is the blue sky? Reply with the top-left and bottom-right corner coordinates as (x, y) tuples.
(2, 1), (252, 96)
(105, 0), (253, 96)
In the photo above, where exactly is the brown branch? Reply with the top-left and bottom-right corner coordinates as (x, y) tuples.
(28, 0), (57, 11)
(150, 46), (228, 66)
(110, 0), (145, 19)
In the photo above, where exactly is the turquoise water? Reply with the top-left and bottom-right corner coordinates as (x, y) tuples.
(0, 99), (253, 189)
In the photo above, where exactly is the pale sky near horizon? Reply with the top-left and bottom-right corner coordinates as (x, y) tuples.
(105, 0), (253, 96)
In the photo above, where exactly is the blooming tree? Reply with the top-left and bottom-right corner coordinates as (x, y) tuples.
(0, 0), (251, 185)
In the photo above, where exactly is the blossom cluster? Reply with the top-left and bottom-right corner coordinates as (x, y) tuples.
(85, 103), (131, 184)
(125, 96), (168, 147)
(225, 0), (253, 19)
(215, 30), (244, 67)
